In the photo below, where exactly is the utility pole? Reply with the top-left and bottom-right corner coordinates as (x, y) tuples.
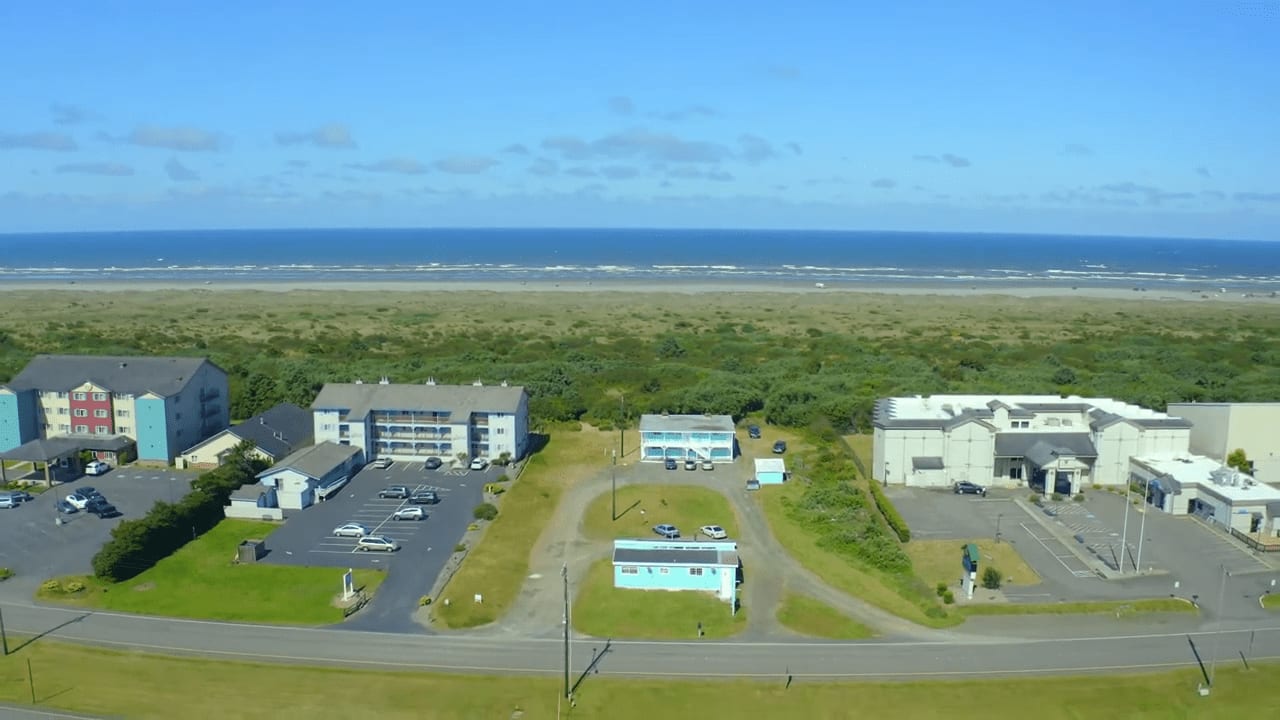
(619, 394), (625, 460)
(1119, 473), (1132, 574)
(1135, 474), (1151, 573)
(611, 450), (617, 521)
(0, 605), (8, 656)
(562, 563), (571, 700)
(1209, 564), (1230, 688)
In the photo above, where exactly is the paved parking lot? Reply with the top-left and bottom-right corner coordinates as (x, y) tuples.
(0, 467), (196, 598)
(259, 458), (491, 632)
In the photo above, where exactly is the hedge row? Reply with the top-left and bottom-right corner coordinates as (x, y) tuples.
(867, 478), (911, 543)
(91, 442), (266, 582)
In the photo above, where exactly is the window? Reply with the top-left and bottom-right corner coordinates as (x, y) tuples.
(58, 424), (70, 432)
(117, 425), (130, 434)
(1013, 420), (1031, 429)
(95, 425), (108, 435)
(112, 392), (129, 399)
(659, 567), (669, 575)
(1009, 467), (1023, 480)
(73, 392), (86, 401)
(57, 391), (68, 399)
(74, 408), (88, 418)
(689, 568), (704, 576)
(75, 424), (88, 434)
(321, 423), (335, 432)
(496, 427), (505, 435)
(57, 408), (68, 415)
(94, 409), (108, 418)
(621, 566), (638, 575)
(92, 392), (107, 401)
(116, 409), (130, 417)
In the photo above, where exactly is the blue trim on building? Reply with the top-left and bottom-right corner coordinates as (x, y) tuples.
(135, 396), (170, 461)
(0, 390), (38, 452)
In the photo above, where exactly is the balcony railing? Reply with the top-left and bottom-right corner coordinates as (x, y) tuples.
(373, 413), (452, 424)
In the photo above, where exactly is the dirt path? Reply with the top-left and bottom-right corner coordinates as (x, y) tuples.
(460, 460), (943, 641)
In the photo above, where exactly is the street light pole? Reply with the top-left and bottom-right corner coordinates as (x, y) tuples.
(1119, 473), (1132, 574)
(611, 452), (617, 521)
(1135, 475), (1151, 573)
(562, 563), (571, 700)
(883, 461), (889, 489)
(619, 394), (625, 461)
(1209, 564), (1230, 687)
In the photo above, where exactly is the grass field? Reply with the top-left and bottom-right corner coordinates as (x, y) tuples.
(775, 592), (875, 639)
(907, 539), (1041, 588)
(0, 639), (1275, 719)
(758, 479), (959, 628)
(581, 483), (738, 540)
(434, 425), (626, 628)
(36, 520), (385, 624)
(573, 558), (746, 639)
(1262, 593), (1280, 610)
(957, 597), (1197, 617)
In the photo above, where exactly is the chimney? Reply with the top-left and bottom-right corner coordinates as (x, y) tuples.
(426, 377), (436, 386)
(379, 376), (389, 385)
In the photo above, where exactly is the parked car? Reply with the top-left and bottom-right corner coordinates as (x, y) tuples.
(0, 495), (20, 509)
(772, 440), (787, 454)
(424, 457), (443, 470)
(84, 460), (110, 476)
(954, 481), (987, 496)
(652, 523), (680, 539)
(372, 457), (393, 469)
(84, 498), (121, 518)
(77, 486), (103, 500)
(664, 458), (678, 471)
(747, 424), (761, 439)
(333, 522), (371, 538)
(699, 524), (728, 539)
(469, 457), (489, 471)
(356, 535), (399, 552)
(745, 478), (761, 491)
(9, 491), (33, 502)
(56, 499), (79, 514)
(378, 486), (411, 499)
(65, 490), (103, 510)
(392, 506), (425, 521)
(684, 459), (697, 471)
(316, 475), (350, 500)
(701, 459), (714, 471)
(409, 490), (440, 505)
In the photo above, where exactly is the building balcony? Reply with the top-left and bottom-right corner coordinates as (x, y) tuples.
(373, 413), (452, 424)
(199, 388), (221, 402)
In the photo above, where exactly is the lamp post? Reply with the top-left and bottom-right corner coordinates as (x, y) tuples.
(1134, 474), (1152, 573)
(562, 563), (571, 700)
(619, 394), (625, 461)
(1119, 473), (1132, 574)
(611, 450), (617, 521)
(1209, 564), (1230, 688)
(883, 462), (889, 489)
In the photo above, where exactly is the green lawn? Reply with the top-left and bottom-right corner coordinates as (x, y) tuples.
(1261, 593), (1280, 610)
(776, 593), (875, 639)
(907, 539), (1041, 588)
(957, 598), (1198, 617)
(434, 426), (627, 628)
(2, 639), (1277, 719)
(582, 483), (738, 540)
(573, 559), (745, 639)
(37, 519), (385, 624)
(758, 479), (959, 628)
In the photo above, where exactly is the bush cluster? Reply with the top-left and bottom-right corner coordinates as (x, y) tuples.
(0, 567), (13, 581)
(472, 503), (499, 521)
(867, 478), (911, 542)
(785, 465), (910, 574)
(91, 442), (266, 582)
(981, 566), (1003, 590)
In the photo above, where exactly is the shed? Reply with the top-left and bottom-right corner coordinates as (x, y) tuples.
(611, 538), (741, 612)
(255, 441), (361, 511)
(753, 457), (787, 485)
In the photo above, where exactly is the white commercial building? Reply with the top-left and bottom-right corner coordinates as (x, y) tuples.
(873, 395), (1192, 495)
(1166, 402), (1280, 484)
(311, 378), (529, 463)
(639, 414), (735, 463)
(1130, 454), (1280, 540)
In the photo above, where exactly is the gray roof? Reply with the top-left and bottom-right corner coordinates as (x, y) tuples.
(311, 382), (525, 420)
(257, 441), (360, 481)
(229, 403), (312, 459)
(1131, 417), (1193, 429)
(2, 355), (219, 397)
(911, 456), (945, 471)
(612, 546), (738, 566)
(1016, 402), (1095, 413)
(0, 434), (134, 461)
(639, 414), (735, 433)
(230, 484), (270, 502)
(995, 432), (1098, 464)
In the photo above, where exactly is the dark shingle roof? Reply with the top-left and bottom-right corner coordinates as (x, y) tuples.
(312, 382), (525, 420)
(229, 403), (313, 459)
(0, 434), (133, 462)
(3, 355), (217, 397)
(995, 432), (1097, 462)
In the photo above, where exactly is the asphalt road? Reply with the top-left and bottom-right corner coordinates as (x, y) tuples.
(4, 600), (1280, 681)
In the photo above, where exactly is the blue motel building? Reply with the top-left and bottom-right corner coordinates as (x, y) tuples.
(611, 539), (740, 611)
(639, 413), (736, 463)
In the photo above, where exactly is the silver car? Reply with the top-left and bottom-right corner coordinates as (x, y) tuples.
(356, 535), (399, 552)
(333, 522), (371, 538)
(392, 506), (425, 521)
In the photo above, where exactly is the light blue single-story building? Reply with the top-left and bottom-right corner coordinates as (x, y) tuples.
(255, 441), (362, 511)
(611, 539), (740, 611)
(639, 413), (735, 463)
(754, 457), (787, 484)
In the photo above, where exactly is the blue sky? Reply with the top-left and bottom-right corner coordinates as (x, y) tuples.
(1, 1), (1277, 238)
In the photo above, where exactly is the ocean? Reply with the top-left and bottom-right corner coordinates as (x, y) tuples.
(1, 228), (1278, 291)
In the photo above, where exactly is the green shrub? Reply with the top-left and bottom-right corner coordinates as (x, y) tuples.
(868, 477), (911, 542)
(924, 606), (949, 618)
(419, 595), (433, 606)
(942, 590), (955, 604)
(472, 503), (499, 521)
(981, 566), (1003, 590)
(0, 567), (13, 581)
(1030, 494), (1042, 504)
(64, 580), (86, 593)
(935, 582), (948, 597)
(454, 543), (468, 553)
(1073, 492), (1086, 502)
(40, 579), (62, 594)
(1051, 492), (1063, 502)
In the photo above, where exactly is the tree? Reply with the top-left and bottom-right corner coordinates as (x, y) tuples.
(1226, 448), (1251, 474)
(1052, 366), (1077, 385)
(981, 566), (1003, 590)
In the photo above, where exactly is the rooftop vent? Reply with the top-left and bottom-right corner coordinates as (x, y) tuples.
(500, 380), (509, 387)
(273, 431), (284, 441)
(354, 379), (363, 385)
(378, 376), (390, 385)
(426, 377), (436, 385)
(473, 379), (483, 386)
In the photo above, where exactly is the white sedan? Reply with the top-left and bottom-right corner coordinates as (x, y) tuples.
(469, 457), (489, 471)
(333, 523), (371, 538)
(85, 460), (110, 476)
(392, 506), (425, 521)
(699, 525), (728, 540)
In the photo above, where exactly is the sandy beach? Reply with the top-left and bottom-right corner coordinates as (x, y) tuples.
(1, 278), (1277, 304)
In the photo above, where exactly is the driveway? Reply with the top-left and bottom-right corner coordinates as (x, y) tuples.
(0, 466), (197, 599)
(257, 459), (488, 632)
